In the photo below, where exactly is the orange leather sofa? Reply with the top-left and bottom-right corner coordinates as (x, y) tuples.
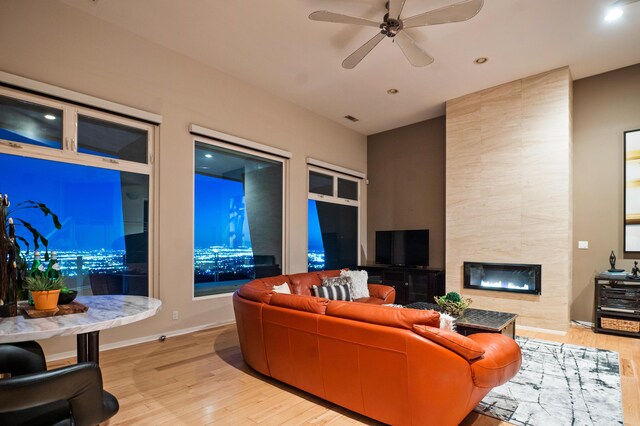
(233, 270), (522, 425)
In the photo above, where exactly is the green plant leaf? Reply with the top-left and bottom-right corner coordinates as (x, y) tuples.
(14, 218), (45, 252)
(14, 235), (30, 254)
(10, 201), (62, 229)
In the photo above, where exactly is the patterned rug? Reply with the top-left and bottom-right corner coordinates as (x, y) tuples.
(474, 336), (623, 425)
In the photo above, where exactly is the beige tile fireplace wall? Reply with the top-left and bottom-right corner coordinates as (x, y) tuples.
(445, 68), (573, 333)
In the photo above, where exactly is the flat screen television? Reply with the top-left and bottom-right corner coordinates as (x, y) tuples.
(375, 229), (429, 267)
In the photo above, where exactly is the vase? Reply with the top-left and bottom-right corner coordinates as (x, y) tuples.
(31, 289), (60, 310)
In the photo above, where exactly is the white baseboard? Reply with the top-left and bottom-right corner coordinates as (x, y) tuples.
(46, 319), (236, 362)
(517, 324), (568, 336)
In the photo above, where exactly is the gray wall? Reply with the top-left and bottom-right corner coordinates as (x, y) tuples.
(572, 63), (640, 323)
(366, 116), (446, 268)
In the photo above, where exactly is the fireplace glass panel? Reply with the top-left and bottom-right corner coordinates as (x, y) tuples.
(464, 262), (541, 295)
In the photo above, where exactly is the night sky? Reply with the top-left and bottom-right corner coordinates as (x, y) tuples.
(1, 154), (126, 251)
(2, 153), (326, 256)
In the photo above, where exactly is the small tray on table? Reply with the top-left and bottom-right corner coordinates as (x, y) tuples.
(18, 301), (89, 318)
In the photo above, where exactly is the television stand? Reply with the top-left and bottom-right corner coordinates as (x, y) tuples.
(358, 265), (444, 305)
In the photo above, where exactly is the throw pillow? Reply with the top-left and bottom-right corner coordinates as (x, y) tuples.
(412, 324), (485, 361)
(322, 276), (351, 287)
(439, 313), (456, 331)
(340, 270), (369, 299)
(312, 284), (351, 301)
(272, 282), (291, 294)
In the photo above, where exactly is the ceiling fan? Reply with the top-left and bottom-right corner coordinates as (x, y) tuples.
(309, 0), (484, 69)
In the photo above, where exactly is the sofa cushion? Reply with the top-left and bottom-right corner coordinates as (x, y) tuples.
(316, 269), (343, 281)
(312, 284), (352, 301)
(326, 300), (440, 330)
(270, 293), (330, 314)
(340, 270), (369, 299)
(354, 297), (386, 305)
(272, 283), (291, 294)
(412, 325), (485, 361)
(237, 275), (291, 303)
(322, 276), (351, 287)
(289, 273), (322, 296)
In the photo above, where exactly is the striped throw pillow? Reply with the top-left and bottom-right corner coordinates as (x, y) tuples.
(312, 284), (352, 301)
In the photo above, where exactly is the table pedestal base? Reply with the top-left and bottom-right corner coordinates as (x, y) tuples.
(77, 331), (100, 364)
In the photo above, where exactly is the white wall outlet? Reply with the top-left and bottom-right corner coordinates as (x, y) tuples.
(578, 241), (589, 249)
(172, 310), (179, 320)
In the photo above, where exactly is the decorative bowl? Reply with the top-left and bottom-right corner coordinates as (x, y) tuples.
(434, 294), (471, 316)
(58, 290), (78, 305)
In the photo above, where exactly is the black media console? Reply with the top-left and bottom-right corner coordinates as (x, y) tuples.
(358, 265), (445, 305)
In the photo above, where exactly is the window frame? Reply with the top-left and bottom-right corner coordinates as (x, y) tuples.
(0, 86), (158, 297)
(192, 136), (288, 300)
(307, 165), (362, 271)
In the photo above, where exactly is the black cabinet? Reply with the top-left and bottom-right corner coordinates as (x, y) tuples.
(594, 274), (640, 338)
(358, 265), (445, 305)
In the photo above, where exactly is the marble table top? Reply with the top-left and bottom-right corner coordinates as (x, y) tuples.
(0, 295), (162, 343)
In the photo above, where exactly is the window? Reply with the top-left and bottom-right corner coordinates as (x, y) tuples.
(307, 166), (360, 271)
(0, 88), (155, 297)
(194, 140), (285, 297)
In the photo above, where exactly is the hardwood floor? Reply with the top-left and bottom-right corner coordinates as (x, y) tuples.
(48, 325), (640, 425)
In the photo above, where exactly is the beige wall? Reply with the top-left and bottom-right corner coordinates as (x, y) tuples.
(572, 64), (640, 323)
(446, 68), (573, 333)
(366, 117), (446, 268)
(0, 0), (366, 356)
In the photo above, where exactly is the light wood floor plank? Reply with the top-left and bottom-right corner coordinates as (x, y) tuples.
(45, 324), (639, 426)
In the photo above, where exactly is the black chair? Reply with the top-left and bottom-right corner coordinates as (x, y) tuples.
(0, 342), (119, 426)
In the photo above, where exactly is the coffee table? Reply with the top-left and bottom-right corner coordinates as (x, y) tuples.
(405, 302), (517, 339)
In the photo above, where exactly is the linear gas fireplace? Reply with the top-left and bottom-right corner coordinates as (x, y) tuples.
(464, 262), (541, 295)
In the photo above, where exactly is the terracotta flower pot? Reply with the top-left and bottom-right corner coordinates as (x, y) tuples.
(31, 289), (60, 310)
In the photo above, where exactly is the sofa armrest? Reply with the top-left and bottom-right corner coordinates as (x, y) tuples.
(467, 333), (522, 388)
(367, 284), (395, 304)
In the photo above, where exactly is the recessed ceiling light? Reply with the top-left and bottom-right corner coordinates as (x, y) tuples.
(474, 57), (488, 65)
(200, 166), (209, 169)
(44, 114), (56, 120)
(387, 88), (399, 95)
(604, 7), (623, 21)
(204, 154), (213, 158)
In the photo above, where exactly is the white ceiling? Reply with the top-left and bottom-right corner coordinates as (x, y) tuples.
(59, 0), (640, 135)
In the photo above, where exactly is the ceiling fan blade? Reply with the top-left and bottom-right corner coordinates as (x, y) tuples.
(395, 32), (434, 67)
(403, 0), (484, 29)
(612, 0), (640, 5)
(309, 11), (381, 28)
(388, 0), (407, 19)
(342, 32), (386, 69)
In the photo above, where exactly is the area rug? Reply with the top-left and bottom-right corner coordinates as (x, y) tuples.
(474, 336), (623, 425)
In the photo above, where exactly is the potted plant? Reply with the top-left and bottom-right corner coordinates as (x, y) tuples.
(24, 275), (65, 310)
(434, 291), (472, 316)
(1, 197), (62, 301)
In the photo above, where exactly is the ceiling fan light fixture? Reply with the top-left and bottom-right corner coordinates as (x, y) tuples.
(310, 0), (484, 69)
(604, 6), (624, 21)
(387, 88), (399, 94)
(474, 57), (488, 64)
